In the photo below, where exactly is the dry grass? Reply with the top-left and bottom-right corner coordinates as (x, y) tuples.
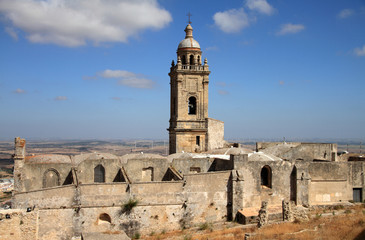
(143, 205), (365, 240)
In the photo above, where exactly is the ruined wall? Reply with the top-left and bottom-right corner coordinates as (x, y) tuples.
(124, 158), (169, 182)
(0, 209), (37, 240)
(13, 185), (76, 209)
(240, 160), (294, 208)
(308, 162), (352, 204)
(171, 158), (213, 175)
(206, 118), (224, 150)
(76, 158), (121, 184)
(79, 183), (129, 206)
(183, 171), (231, 225)
(256, 142), (337, 161)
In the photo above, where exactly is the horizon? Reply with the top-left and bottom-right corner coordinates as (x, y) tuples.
(1, 0), (364, 141)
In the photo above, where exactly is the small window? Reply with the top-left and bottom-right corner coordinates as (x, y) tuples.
(189, 55), (194, 65)
(188, 96), (196, 115)
(197, 55), (201, 65)
(196, 136), (200, 146)
(94, 164), (105, 183)
(260, 165), (272, 188)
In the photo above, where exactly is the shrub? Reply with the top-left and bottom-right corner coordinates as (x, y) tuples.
(121, 199), (138, 214)
(198, 222), (212, 231)
(132, 232), (140, 239)
(344, 209), (352, 214)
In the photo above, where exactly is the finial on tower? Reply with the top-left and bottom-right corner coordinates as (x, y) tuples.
(187, 12), (192, 24)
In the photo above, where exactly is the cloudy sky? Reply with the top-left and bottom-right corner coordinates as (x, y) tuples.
(0, 0), (364, 141)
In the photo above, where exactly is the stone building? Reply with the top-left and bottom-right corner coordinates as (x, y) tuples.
(168, 24), (224, 154)
(1, 24), (364, 239)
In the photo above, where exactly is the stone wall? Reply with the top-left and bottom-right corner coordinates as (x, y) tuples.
(308, 162), (352, 204)
(206, 118), (224, 150)
(13, 185), (75, 209)
(256, 142), (337, 161)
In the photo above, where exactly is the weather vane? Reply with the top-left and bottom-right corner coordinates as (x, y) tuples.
(187, 12), (192, 24)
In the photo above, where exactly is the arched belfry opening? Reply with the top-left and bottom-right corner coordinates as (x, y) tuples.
(260, 165), (272, 188)
(188, 96), (197, 115)
(182, 55), (186, 65)
(189, 55), (194, 65)
(197, 55), (201, 65)
(94, 164), (105, 183)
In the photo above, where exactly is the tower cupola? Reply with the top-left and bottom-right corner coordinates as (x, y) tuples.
(177, 24), (200, 50)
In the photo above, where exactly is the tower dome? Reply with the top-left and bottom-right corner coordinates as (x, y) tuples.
(178, 24), (200, 49)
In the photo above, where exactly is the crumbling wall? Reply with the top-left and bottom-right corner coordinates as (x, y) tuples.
(183, 171), (231, 225)
(256, 142), (337, 161)
(0, 209), (37, 240)
(308, 162), (352, 204)
(13, 185), (75, 209)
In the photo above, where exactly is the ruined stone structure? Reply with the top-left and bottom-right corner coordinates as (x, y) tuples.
(1, 24), (365, 239)
(168, 24), (224, 154)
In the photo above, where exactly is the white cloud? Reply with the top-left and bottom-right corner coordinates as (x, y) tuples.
(213, 8), (250, 33)
(13, 88), (25, 94)
(118, 77), (155, 89)
(218, 90), (229, 95)
(97, 69), (155, 89)
(54, 96), (67, 101)
(0, 0), (172, 47)
(5, 27), (18, 41)
(246, 0), (275, 15)
(276, 23), (305, 35)
(353, 45), (365, 56)
(100, 70), (136, 79)
(337, 9), (354, 19)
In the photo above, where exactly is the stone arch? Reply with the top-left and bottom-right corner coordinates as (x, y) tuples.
(188, 96), (197, 115)
(43, 168), (60, 188)
(260, 165), (272, 188)
(98, 213), (111, 224)
(94, 164), (105, 183)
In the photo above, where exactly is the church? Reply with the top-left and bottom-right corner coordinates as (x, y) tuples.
(2, 24), (364, 240)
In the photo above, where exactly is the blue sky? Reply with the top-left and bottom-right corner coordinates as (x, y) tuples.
(0, 0), (364, 141)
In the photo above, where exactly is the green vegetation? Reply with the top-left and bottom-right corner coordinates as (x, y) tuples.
(121, 198), (139, 214)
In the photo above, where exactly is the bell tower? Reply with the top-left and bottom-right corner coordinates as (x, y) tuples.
(168, 23), (211, 154)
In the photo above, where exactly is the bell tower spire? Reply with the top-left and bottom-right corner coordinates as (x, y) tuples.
(168, 23), (212, 154)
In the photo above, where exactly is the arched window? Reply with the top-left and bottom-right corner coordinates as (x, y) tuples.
(197, 55), (201, 65)
(260, 165), (272, 188)
(94, 164), (105, 183)
(182, 55), (186, 65)
(189, 55), (194, 65)
(188, 96), (196, 115)
(43, 169), (60, 188)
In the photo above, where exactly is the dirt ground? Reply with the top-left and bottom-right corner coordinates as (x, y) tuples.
(142, 204), (365, 240)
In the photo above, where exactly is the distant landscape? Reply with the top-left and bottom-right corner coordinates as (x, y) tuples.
(0, 138), (364, 170)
